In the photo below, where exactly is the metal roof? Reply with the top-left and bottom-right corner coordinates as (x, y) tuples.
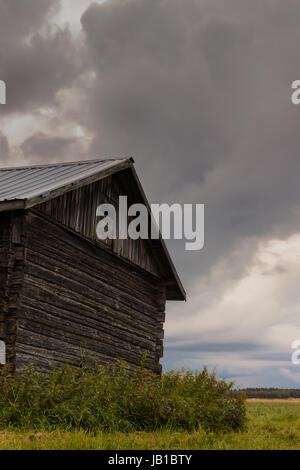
(0, 158), (130, 202)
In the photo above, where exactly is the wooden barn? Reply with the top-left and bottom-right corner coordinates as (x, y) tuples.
(0, 158), (185, 373)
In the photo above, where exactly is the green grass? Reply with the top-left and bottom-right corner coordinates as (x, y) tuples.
(1, 403), (300, 450)
(0, 363), (245, 433)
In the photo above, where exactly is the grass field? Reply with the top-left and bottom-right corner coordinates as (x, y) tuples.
(0, 402), (300, 450)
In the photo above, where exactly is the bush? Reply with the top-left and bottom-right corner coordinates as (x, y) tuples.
(0, 362), (246, 433)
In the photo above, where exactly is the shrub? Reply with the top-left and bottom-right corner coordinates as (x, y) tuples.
(0, 362), (246, 433)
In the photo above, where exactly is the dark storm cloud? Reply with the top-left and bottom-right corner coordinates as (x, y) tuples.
(80, 0), (300, 287)
(0, 0), (82, 113)
(0, 0), (58, 38)
(81, 0), (245, 187)
(21, 132), (76, 162)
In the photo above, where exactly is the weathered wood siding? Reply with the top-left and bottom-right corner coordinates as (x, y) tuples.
(0, 212), (25, 367)
(15, 211), (166, 373)
(37, 175), (161, 277)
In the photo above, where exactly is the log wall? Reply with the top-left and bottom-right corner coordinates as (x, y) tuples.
(15, 211), (166, 373)
(0, 211), (25, 367)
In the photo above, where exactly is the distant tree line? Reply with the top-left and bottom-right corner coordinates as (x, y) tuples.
(237, 388), (300, 399)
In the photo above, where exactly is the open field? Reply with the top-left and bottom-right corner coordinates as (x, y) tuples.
(1, 403), (300, 450)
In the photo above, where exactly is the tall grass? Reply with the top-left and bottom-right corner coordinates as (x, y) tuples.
(0, 361), (246, 433)
(0, 403), (299, 450)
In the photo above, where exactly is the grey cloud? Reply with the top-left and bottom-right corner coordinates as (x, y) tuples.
(0, 0), (82, 114)
(0, 0), (58, 38)
(81, 0), (242, 186)
(21, 132), (76, 162)
(0, 131), (10, 164)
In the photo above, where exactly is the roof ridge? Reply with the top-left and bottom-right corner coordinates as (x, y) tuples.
(0, 157), (131, 172)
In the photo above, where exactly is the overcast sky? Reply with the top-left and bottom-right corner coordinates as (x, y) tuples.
(1, 0), (300, 387)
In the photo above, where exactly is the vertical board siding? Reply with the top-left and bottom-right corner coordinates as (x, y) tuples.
(37, 176), (161, 277)
(16, 212), (166, 373)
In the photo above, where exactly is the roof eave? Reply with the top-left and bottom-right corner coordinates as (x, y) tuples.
(0, 199), (25, 212)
